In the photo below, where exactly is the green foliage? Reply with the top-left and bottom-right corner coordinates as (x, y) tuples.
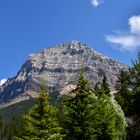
(15, 84), (63, 140)
(115, 69), (132, 115)
(0, 70), (129, 139)
(129, 51), (140, 114)
(94, 75), (110, 97)
(0, 99), (36, 122)
(62, 71), (95, 140)
(62, 71), (126, 140)
(93, 94), (126, 140)
(100, 75), (110, 95)
(0, 117), (24, 140)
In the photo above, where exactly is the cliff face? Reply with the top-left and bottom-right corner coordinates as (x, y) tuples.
(0, 41), (128, 106)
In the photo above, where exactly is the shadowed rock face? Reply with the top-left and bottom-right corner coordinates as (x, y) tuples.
(0, 41), (128, 106)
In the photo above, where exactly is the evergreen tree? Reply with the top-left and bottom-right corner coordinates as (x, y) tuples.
(14, 84), (63, 140)
(62, 71), (126, 140)
(115, 69), (132, 115)
(92, 93), (126, 140)
(62, 71), (96, 140)
(100, 75), (110, 96)
(129, 51), (140, 114)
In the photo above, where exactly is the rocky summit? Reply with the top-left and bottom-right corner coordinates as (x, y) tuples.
(0, 41), (128, 107)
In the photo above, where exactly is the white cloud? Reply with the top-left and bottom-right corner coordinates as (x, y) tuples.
(91, 0), (103, 7)
(129, 15), (140, 35)
(106, 15), (140, 51)
(0, 79), (7, 86)
(106, 34), (140, 51)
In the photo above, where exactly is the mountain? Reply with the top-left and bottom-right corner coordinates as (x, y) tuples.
(0, 41), (128, 107)
(0, 98), (35, 121)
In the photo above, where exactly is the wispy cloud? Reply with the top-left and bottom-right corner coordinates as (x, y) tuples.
(0, 79), (7, 86)
(91, 0), (104, 7)
(106, 15), (140, 51)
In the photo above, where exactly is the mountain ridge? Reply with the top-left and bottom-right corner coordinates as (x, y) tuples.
(0, 41), (128, 108)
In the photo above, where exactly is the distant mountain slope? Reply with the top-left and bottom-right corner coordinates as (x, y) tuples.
(0, 41), (128, 107)
(0, 99), (36, 121)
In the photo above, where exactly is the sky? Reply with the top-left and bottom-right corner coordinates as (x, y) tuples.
(0, 0), (140, 82)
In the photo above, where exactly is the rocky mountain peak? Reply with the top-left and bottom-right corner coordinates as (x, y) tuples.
(0, 41), (128, 107)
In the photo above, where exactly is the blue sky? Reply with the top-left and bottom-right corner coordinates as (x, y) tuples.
(0, 0), (140, 82)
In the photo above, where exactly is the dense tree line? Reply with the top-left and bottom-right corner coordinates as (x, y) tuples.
(0, 70), (126, 140)
(114, 52), (140, 139)
(115, 52), (140, 117)
(61, 71), (126, 140)
(14, 70), (126, 140)
(0, 117), (24, 140)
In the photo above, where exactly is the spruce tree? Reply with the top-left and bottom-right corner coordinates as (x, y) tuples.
(92, 92), (126, 140)
(62, 71), (96, 140)
(115, 69), (132, 115)
(129, 51), (140, 114)
(14, 84), (63, 140)
(100, 75), (110, 96)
